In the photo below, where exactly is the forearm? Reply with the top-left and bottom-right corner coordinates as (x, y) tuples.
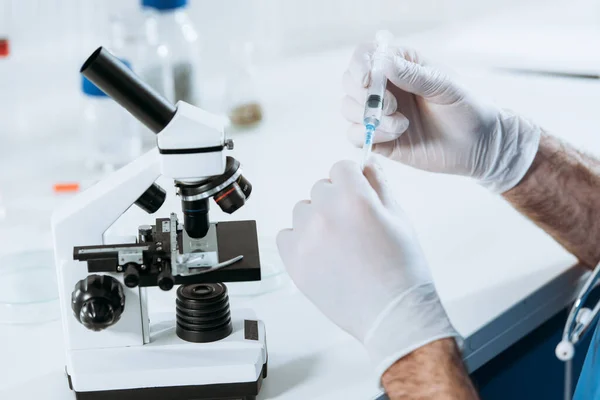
(382, 338), (479, 400)
(503, 133), (600, 267)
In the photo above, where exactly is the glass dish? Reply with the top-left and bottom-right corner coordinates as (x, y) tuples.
(0, 250), (59, 324)
(226, 235), (288, 297)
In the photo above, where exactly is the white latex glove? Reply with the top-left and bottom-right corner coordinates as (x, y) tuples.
(342, 43), (541, 193)
(277, 160), (460, 382)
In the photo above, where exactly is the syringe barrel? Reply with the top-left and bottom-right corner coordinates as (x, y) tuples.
(363, 54), (388, 129)
(80, 47), (176, 134)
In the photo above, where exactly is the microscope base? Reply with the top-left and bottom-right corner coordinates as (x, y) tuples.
(68, 364), (267, 400)
(65, 309), (268, 400)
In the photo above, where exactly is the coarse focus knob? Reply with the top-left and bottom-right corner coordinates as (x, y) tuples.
(71, 275), (125, 331)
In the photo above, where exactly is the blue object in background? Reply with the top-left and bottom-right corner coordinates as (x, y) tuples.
(471, 287), (600, 400)
(374, 288), (599, 400)
(81, 75), (108, 97)
(81, 59), (131, 97)
(573, 322), (600, 399)
(142, 0), (187, 11)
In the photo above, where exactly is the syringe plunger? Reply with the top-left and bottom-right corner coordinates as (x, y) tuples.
(363, 30), (393, 128)
(362, 31), (394, 168)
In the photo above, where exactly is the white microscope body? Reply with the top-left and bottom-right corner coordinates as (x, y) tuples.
(52, 48), (267, 400)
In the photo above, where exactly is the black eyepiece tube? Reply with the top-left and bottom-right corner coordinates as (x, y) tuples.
(80, 47), (177, 133)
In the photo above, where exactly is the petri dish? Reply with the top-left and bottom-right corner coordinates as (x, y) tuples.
(0, 250), (60, 324)
(0, 192), (61, 325)
(226, 235), (289, 297)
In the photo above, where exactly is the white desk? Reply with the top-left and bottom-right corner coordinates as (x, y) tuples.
(402, 0), (600, 76)
(0, 45), (598, 399)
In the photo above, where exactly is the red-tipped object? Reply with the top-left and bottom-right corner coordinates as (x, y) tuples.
(0, 39), (9, 57)
(53, 182), (80, 193)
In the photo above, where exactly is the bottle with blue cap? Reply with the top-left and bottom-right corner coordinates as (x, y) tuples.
(140, 0), (201, 106)
(81, 64), (142, 172)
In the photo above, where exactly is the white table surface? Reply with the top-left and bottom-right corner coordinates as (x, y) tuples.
(1, 36), (599, 399)
(402, 0), (600, 75)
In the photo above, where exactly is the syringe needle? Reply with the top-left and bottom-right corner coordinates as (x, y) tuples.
(361, 125), (375, 170)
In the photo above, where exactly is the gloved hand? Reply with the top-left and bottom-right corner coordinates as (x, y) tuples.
(341, 43), (541, 193)
(277, 160), (460, 382)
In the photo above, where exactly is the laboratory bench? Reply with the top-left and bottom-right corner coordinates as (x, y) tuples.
(1, 20), (600, 399)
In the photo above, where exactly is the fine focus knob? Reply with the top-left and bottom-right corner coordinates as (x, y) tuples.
(71, 275), (125, 331)
(123, 263), (141, 288)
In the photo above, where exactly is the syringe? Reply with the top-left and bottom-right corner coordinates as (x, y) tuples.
(361, 30), (394, 169)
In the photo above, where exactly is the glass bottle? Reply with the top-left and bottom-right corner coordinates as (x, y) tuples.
(140, 0), (200, 105)
(225, 41), (263, 129)
(81, 72), (142, 173)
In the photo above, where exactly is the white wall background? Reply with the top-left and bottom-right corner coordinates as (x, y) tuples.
(0, 0), (547, 139)
(186, 0), (529, 57)
(2, 0), (546, 65)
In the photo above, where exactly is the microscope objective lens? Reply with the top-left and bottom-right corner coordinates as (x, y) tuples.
(176, 157), (252, 239)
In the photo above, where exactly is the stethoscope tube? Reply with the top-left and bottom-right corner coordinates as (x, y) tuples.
(556, 263), (600, 361)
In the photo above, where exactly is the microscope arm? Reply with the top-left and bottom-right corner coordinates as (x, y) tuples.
(52, 149), (161, 271)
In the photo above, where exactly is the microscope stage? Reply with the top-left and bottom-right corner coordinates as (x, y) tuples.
(177, 220), (262, 284)
(76, 220), (263, 286)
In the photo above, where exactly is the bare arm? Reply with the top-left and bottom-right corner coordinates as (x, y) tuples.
(382, 339), (479, 400)
(380, 133), (600, 399)
(504, 133), (600, 267)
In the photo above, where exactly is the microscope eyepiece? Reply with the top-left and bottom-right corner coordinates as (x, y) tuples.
(80, 47), (176, 133)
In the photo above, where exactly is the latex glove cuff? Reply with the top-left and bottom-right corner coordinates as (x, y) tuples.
(478, 110), (542, 194)
(364, 282), (462, 388)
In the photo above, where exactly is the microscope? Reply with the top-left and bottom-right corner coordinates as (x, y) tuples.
(52, 48), (267, 400)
